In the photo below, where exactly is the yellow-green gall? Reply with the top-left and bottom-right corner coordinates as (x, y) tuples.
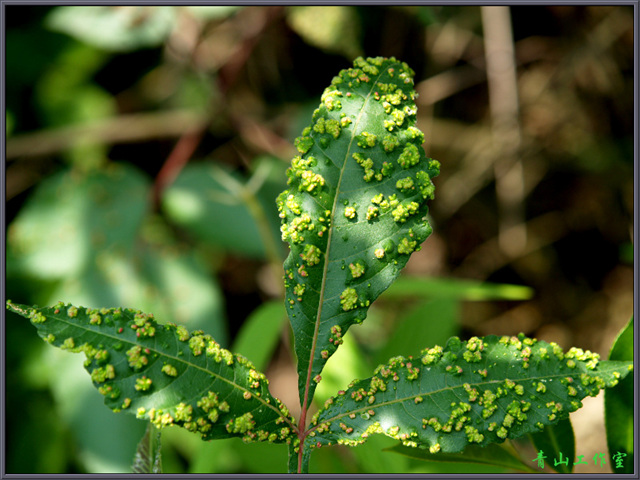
(397, 237), (417, 254)
(126, 345), (148, 370)
(299, 170), (325, 193)
(226, 412), (255, 434)
(91, 364), (116, 383)
(344, 206), (356, 219)
(176, 325), (190, 342)
(301, 244), (322, 266)
(162, 364), (178, 377)
(392, 201), (419, 223)
(366, 206), (379, 220)
(349, 262), (365, 278)
(397, 143), (420, 169)
(396, 177), (414, 192)
(293, 284), (305, 298)
(189, 335), (206, 356)
(324, 118), (341, 138)
(295, 135), (314, 154)
(357, 132), (377, 148)
(340, 288), (358, 311)
(135, 376), (153, 392)
(174, 403), (193, 422)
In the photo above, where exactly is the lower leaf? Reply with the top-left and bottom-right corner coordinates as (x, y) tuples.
(528, 417), (575, 473)
(7, 301), (297, 445)
(306, 334), (632, 456)
(387, 442), (535, 473)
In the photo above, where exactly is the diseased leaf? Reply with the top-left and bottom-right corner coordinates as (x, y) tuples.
(277, 57), (439, 409)
(132, 423), (162, 473)
(307, 334), (632, 457)
(7, 302), (297, 445)
(604, 317), (634, 473)
(313, 330), (370, 407)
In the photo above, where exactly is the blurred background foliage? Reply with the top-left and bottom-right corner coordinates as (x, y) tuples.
(4, 5), (634, 474)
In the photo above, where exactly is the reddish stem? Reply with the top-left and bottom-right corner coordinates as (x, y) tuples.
(151, 128), (204, 210)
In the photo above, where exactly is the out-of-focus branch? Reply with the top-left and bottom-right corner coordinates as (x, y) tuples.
(416, 64), (486, 107)
(454, 211), (568, 280)
(481, 6), (526, 258)
(151, 6), (286, 210)
(6, 110), (207, 160)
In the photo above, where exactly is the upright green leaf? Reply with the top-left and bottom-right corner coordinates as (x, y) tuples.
(232, 300), (286, 372)
(7, 302), (297, 446)
(132, 423), (163, 473)
(374, 298), (459, 366)
(528, 417), (575, 473)
(604, 317), (634, 473)
(163, 162), (282, 260)
(306, 334), (632, 457)
(277, 57), (439, 409)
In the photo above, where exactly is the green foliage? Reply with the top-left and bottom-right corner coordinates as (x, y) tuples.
(162, 161), (284, 261)
(46, 6), (177, 52)
(7, 57), (634, 475)
(308, 335), (629, 454)
(231, 300), (286, 372)
(6, 301), (297, 445)
(387, 443), (535, 473)
(7, 163), (226, 342)
(604, 317), (634, 473)
(276, 56), (439, 407)
(132, 424), (162, 473)
(384, 277), (534, 301)
(287, 6), (362, 59)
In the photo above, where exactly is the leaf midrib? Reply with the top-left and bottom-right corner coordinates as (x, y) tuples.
(29, 306), (295, 430)
(300, 62), (402, 422)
